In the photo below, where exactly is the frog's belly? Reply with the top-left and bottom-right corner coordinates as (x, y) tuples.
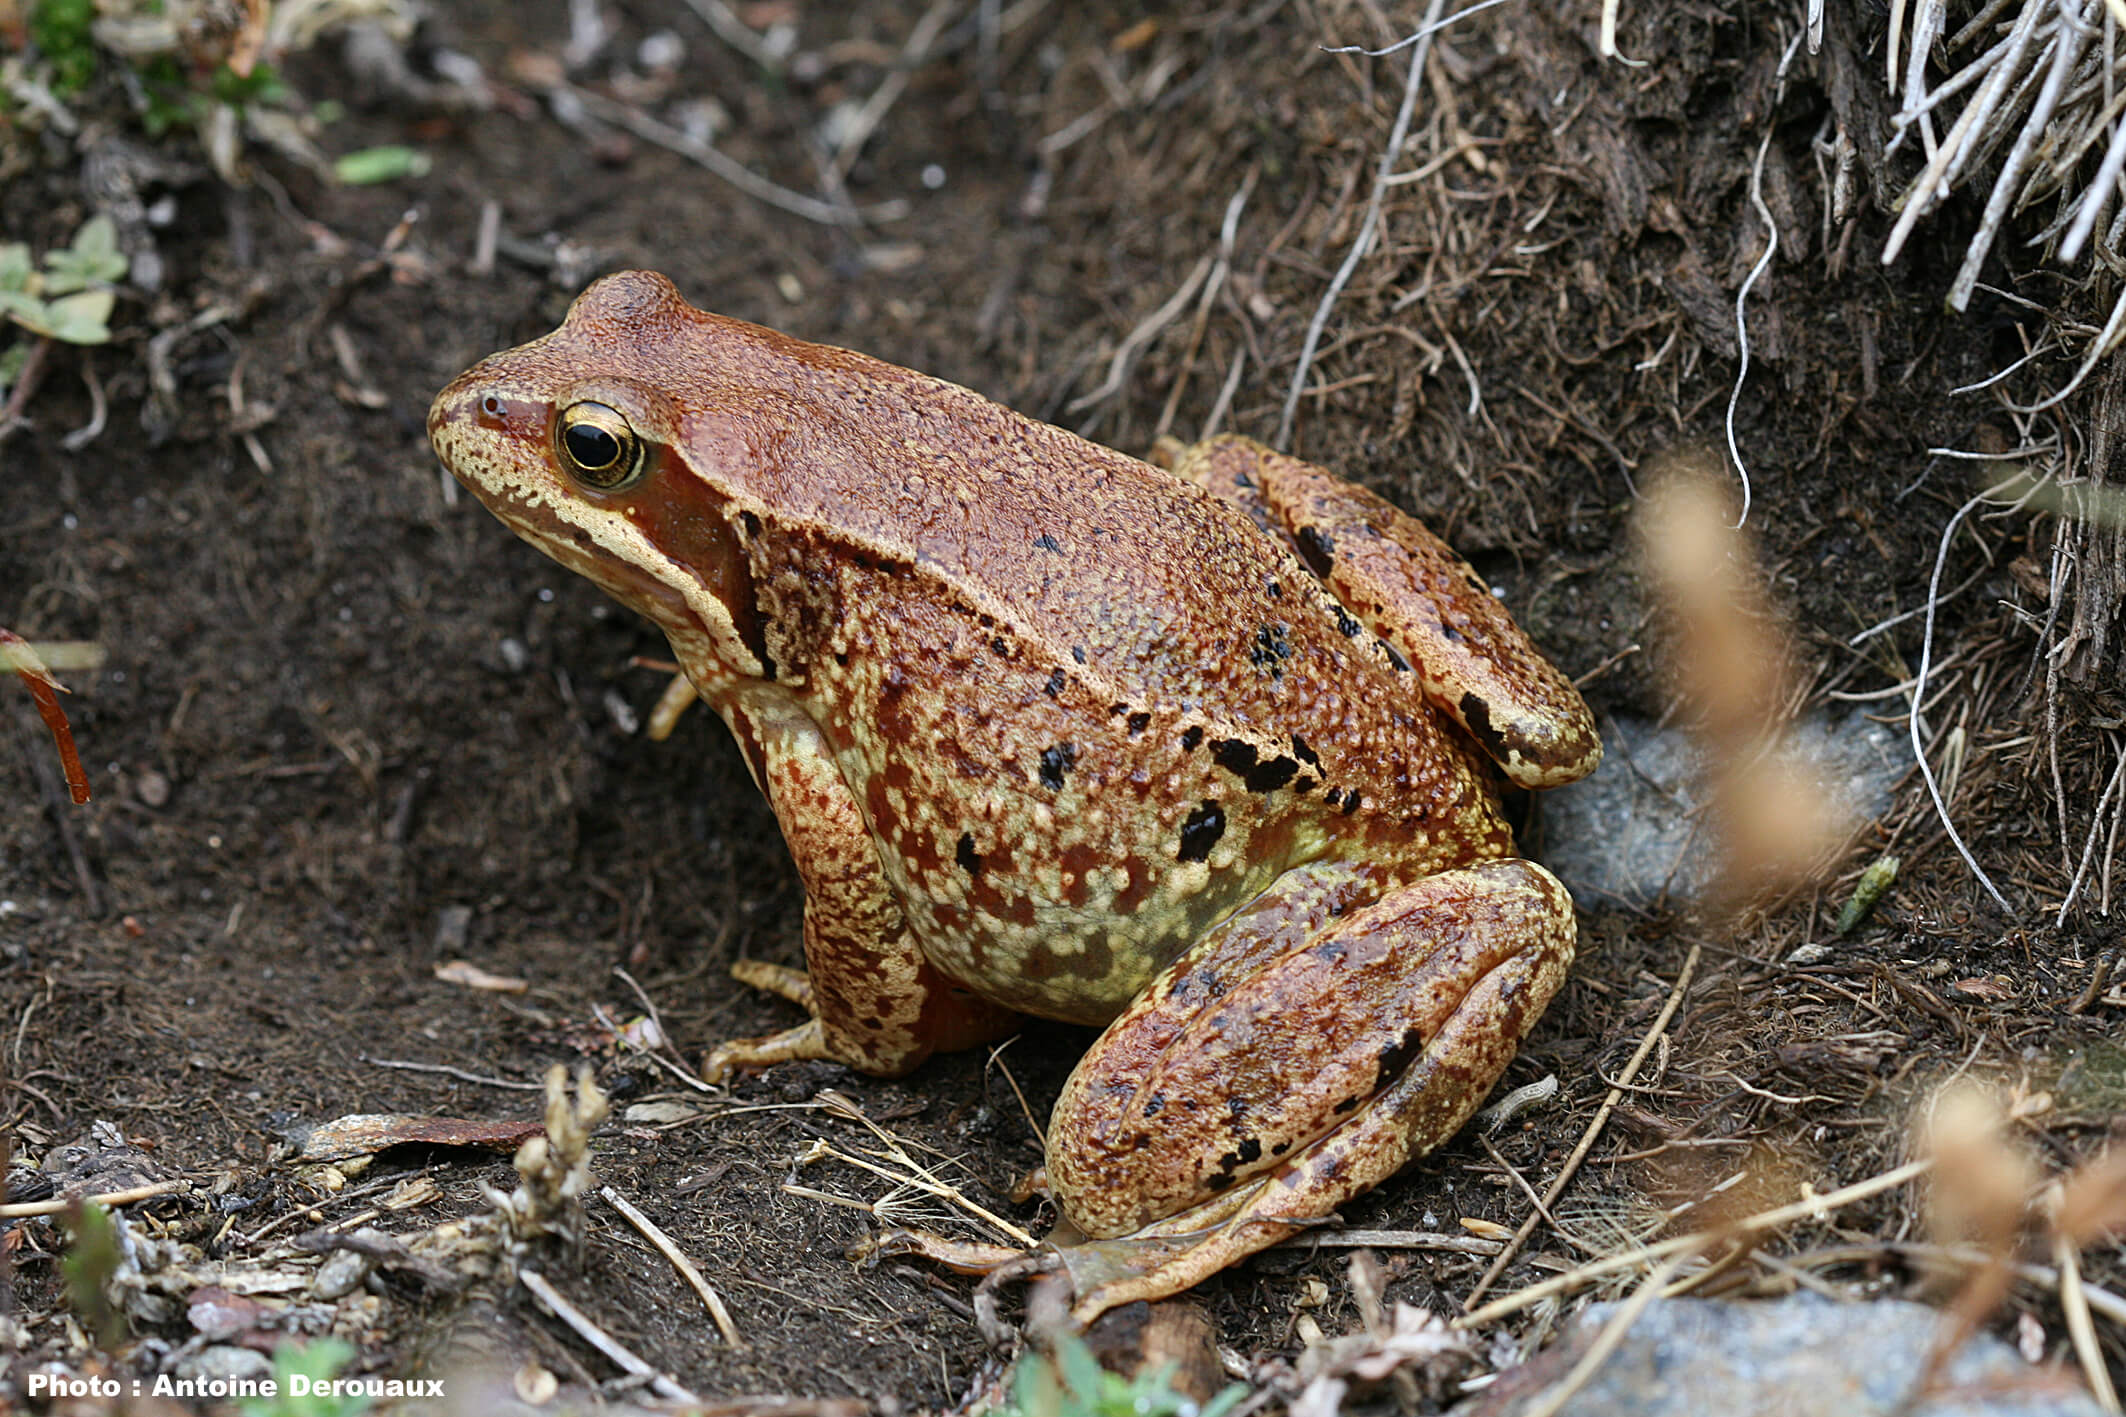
(904, 849), (1279, 1026)
(851, 748), (1351, 1026)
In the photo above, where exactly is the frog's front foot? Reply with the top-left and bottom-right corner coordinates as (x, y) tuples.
(701, 952), (1023, 1085)
(697, 960), (832, 1082)
(1043, 857), (1575, 1321)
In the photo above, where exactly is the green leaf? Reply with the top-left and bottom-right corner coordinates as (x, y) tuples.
(38, 289), (115, 344)
(43, 216), (127, 294)
(73, 214), (123, 272)
(0, 291), (45, 324)
(333, 145), (431, 185)
(1057, 1334), (1109, 1409)
(0, 244), (32, 294)
(240, 1339), (371, 1417)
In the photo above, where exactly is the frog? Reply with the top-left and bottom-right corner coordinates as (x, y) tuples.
(427, 270), (1601, 1320)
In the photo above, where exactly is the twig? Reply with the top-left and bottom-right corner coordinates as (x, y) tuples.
(1203, 345), (1247, 440)
(599, 1186), (746, 1349)
(1785, 1240), (2126, 1324)
(1278, 0), (1442, 449)
(360, 1056), (545, 1090)
(2058, 736), (2126, 923)
(520, 1268), (699, 1402)
(1274, 1228), (1502, 1256)
(1910, 484), (2020, 914)
(0, 1179), (191, 1219)
(2061, 86), (2126, 259)
(1155, 167), (1258, 442)
(1948, 6), (2088, 311)
(2002, 277), (2126, 413)
(1728, 28), (1804, 529)
(1883, 0), (2047, 264)
(680, 0), (791, 72)
(60, 356), (107, 451)
(560, 84), (904, 228)
(2054, 1230), (2121, 1411)
(1323, 0), (1519, 57)
(825, 0), (959, 189)
(1068, 254), (1214, 413)
(1462, 945), (1702, 1308)
(1458, 1158), (1936, 1328)
(0, 335), (52, 444)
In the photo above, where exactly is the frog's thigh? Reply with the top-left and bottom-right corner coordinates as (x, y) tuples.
(1175, 435), (1599, 789)
(707, 701), (1020, 1080)
(1046, 858), (1573, 1314)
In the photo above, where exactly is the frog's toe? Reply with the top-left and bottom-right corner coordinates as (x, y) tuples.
(1051, 1200), (1311, 1322)
(728, 957), (817, 1009)
(700, 1018), (831, 1084)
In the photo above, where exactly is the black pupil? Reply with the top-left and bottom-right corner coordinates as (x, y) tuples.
(565, 421), (621, 471)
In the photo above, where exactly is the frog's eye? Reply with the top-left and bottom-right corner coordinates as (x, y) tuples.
(556, 402), (643, 490)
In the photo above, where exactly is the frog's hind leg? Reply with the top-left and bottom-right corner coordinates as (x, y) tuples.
(1043, 856), (1574, 1320)
(1162, 435), (1599, 790)
(702, 698), (1021, 1082)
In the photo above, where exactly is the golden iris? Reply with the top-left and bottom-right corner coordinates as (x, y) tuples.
(556, 402), (641, 489)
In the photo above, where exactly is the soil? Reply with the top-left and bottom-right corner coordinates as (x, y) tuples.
(3, 0), (2121, 1411)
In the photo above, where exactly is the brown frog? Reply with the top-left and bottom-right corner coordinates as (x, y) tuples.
(428, 271), (1600, 1318)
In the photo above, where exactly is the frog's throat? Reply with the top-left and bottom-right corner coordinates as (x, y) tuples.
(460, 466), (759, 691)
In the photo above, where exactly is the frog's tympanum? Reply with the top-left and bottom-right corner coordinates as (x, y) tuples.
(429, 271), (1601, 1318)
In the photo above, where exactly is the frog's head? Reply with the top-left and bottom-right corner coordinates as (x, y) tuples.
(427, 270), (772, 685)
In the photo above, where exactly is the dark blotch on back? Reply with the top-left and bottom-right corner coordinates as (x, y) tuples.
(1295, 524), (1336, 579)
(1038, 742), (1077, 791)
(1290, 734), (1321, 768)
(956, 832), (983, 876)
(1213, 738), (1300, 793)
(1127, 711), (1151, 736)
(1180, 725), (1204, 752)
(1458, 691), (1510, 761)
(1375, 1026), (1428, 1092)
(1034, 533), (1062, 552)
(1250, 623), (1293, 677)
(1045, 668), (1067, 697)
(1177, 800), (1226, 863)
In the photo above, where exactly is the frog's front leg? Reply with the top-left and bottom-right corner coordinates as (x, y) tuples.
(1044, 856), (1573, 1320)
(701, 691), (1021, 1082)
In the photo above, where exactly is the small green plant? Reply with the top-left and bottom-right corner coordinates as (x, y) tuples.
(0, 214), (126, 346)
(997, 1331), (1247, 1417)
(238, 1341), (373, 1417)
(60, 1202), (126, 1350)
(28, 0), (98, 96)
(140, 55), (292, 137)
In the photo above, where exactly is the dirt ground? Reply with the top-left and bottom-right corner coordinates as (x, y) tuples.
(3, 0), (2123, 1411)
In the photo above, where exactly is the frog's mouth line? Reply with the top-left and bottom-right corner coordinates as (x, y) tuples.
(431, 425), (700, 635)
